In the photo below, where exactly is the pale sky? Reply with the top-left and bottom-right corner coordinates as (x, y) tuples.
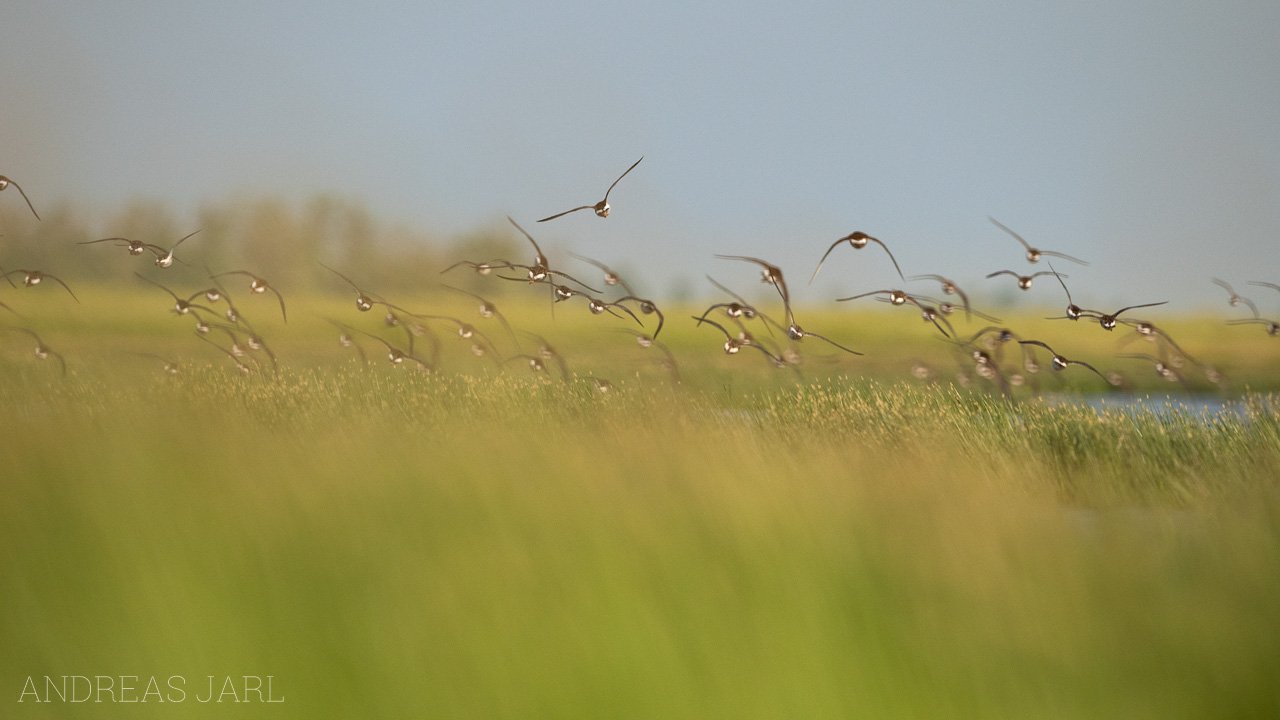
(3, 0), (1278, 308)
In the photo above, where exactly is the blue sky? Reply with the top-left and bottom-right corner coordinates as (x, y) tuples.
(3, 0), (1278, 308)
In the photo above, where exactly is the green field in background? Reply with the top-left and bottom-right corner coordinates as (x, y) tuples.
(2, 286), (1279, 718)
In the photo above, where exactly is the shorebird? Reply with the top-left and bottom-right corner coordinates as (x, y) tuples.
(0, 269), (79, 302)
(440, 259), (518, 276)
(521, 332), (570, 381)
(985, 269), (1067, 291)
(705, 276), (788, 336)
(134, 272), (217, 316)
(128, 352), (180, 376)
(0, 175), (40, 220)
(1092, 301), (1168, 331)
(836, 288), (910, 306)
(324, 318), (368, 364)
(503, 353), (550, 377)
(776, 292), (864, 354)
(443, 285), (519, 347)
(839, 289), (951, 337)
(568, 253), (665, 337)
(894, 295), (956, 338)
(502, 217), (600, 292)
(142, 230), (200, 268)
(1042, 262), (1097, 320)
(320, 263), (382, 311)
(210, 270), (287, 322)
(1212, 279), (1259, 316)
(6, 326), (65, 376)
(988, 217), (1089, 265)
(78, 236), (152, 256)
(959, 327), (1035, 371)
(715, 255), (790, 307)
(908, 294), (1001, 323)
(809, 231), (905, 283)
(1118, 352), (1188, 387)
(538, 156), (643, 222)
(693, 316), (785, 365)
(1116, 319), (1197, 363)
(616, 328), (681, 383)
(1226, 317), (1280, 336)
(354, 329), (435, 372)
(1016, 340), (1111, 383)
(908, 274), (972, 320)
(196, 333), (251, 375)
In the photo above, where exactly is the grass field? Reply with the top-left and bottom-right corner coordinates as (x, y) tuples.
(3, 286), (1280, 718)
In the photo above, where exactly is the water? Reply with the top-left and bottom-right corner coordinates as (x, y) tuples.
(1044, 393), (1251, 422)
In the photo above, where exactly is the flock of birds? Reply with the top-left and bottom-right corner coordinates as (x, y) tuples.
(1, 162), (1278, 395)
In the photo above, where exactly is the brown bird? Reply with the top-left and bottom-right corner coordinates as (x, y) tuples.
(985, 269), (1067, 291)
(0, 175), (40, 220)
(443, 285), (519, 347)
(320, 263), (383, 311)
(502, 217), (600, 292)
(538, 156), (643, 222)
(520, 331), (570, 381)
(1017, 340), (1111, 383)
(1226, 317), (1280, 336)
(705, 275), (788, 336)
(128, 352), (181, 376)
(616, 328), (681, 383)
(2, 269), (80, 303)
(133, 272), (217, 316)
(354, 329), (436, 372)
(836, 288), (910, 305)
(141, 230), (200, 268)
(989, 217), (1089, 265)
(569, 253), (665, 337)
(196, 333), (252, 375)
(692, 315), (785, 365)
(1211, 279), (1259, 316)
(1116, 319), (1197, 364)
(810, 230), (905, 283)
(908, 293), (1001, 323)
(6, 326), (65, 376)
(908, 274), (974, 320)
(1093, 301), (1168, 331)
(211, 270), (287, 323)
(779, 292), (864, 355)
(323, 318), (368, 365)
(1042, 262), (1098, 320)
(78, 236), (152, 256)
(715, 255), (790, 308)
(440, 259), (519, 276)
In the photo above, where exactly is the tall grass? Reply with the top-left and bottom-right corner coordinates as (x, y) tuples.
(2, 291), (1279, 718)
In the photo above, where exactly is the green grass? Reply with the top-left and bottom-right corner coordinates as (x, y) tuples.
(2, 287), (1280, 718)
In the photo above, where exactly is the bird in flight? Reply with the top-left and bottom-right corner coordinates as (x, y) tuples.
(5, 326), (65, 376)
(538, 157), (643, 222)
(989, 217), (1088, 265)
(1017, 340), (1111, 383)
(0, 175), (40, 220)
(210, 270), (288, 323)
(140, 230), (200, 269)
(1, 269), (79, 303)
(985, 269), (1066, 291)
(810, 230), (905, 283)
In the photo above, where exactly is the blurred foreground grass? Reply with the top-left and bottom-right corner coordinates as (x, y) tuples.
(2, 288), (1280, 718)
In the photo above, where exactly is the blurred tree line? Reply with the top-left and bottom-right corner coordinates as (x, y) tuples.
(0, 194), (525, 296)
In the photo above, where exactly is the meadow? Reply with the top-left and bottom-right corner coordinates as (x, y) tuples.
(2, 286), (1280, 718)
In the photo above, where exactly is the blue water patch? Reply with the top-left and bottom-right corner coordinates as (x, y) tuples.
(1043, 393), (1250, 421)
